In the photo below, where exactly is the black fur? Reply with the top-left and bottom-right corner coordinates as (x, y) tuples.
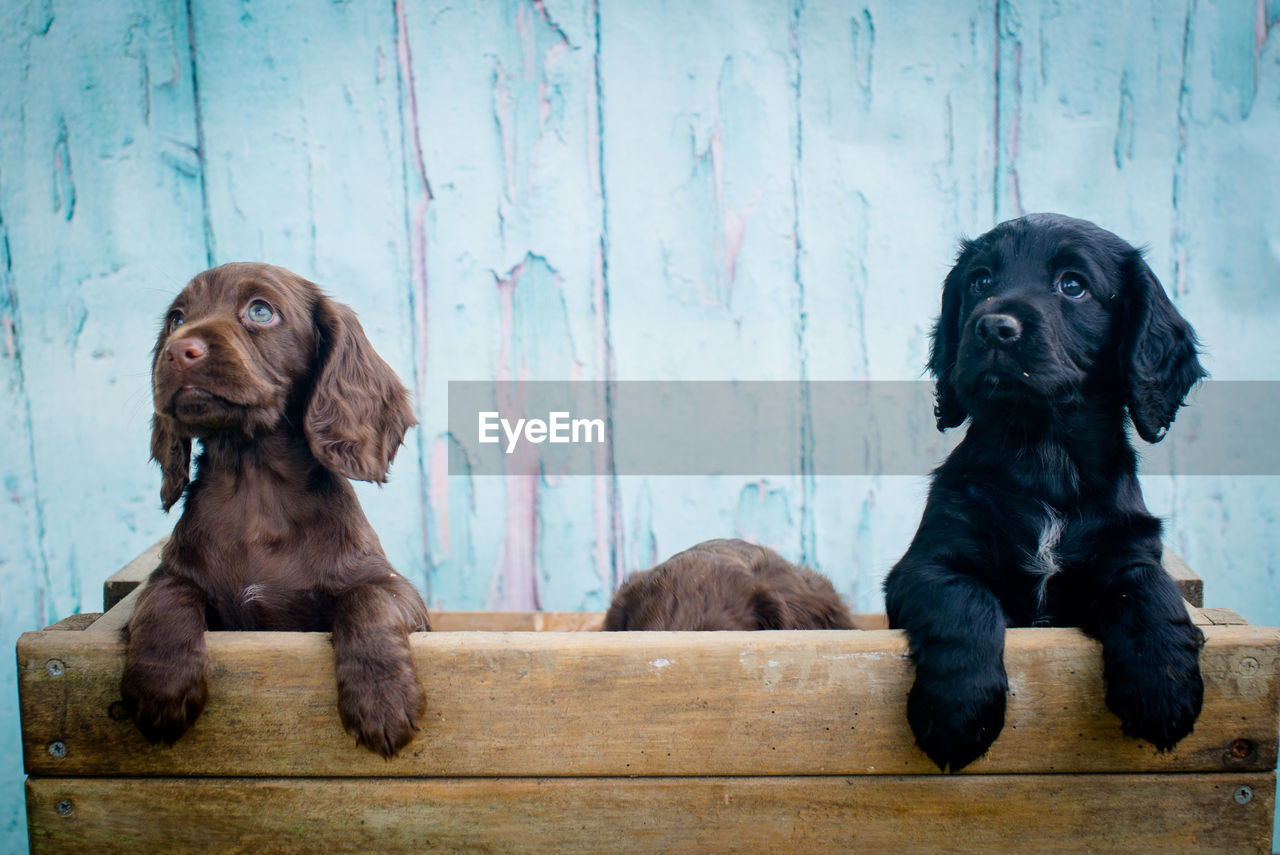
(886, 213), (1206, 772)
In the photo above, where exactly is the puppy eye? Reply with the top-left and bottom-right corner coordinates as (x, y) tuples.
(168, 310), (185, 328)
(1056, 274), (1088, 299)
(970, 271), (993, 294)
(246, 300), (276, 324)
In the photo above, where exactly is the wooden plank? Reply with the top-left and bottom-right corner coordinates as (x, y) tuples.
(25, 772), (1276, 855)
(430, 612), (603, 632)
(850, 613), (890, 630)
(102, 539), (165, 611)
(1200, 608), (1250, 627)
(42, 616), (100, 633)
(17, 623), (1280, 778)
(83, 586), (143, 637)
(1165, 549), (1205, 608)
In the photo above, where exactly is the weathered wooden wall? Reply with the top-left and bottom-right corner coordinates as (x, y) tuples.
(2, 1), (1278, 850)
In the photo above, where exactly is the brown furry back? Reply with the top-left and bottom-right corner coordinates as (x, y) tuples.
(603, 538), (855, 631)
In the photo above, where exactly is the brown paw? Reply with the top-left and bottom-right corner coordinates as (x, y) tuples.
(120, 660), (208, 746)
(337, 659), (427, 759)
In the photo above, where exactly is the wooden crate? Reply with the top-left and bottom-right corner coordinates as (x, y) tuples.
(18, 543), (1279, 854)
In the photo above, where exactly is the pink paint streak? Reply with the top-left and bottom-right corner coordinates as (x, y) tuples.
(488, 262), (542, 610)
(490, 470), (541, 610)
(494, 68), (517, 202)
(428, 436), (451, 554)
(700, 124), (762, 307)
(1257, 0), (1269, 56)
(518, 3), (535, 80)
(494, 260), (525, 383)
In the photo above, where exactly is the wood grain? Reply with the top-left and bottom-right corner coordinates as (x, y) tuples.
(101, 539), (165, 612)
(25, 772), (1276, 855)
(17, 622), (1279, 778)
(1164, 548), (1204, 608)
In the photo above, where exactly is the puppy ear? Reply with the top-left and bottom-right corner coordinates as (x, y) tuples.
(1119, 255), (1206, 443)
(750, 585), (791, 630)
(150, 413), (191, 511)
(928, 242), (973, 431)
(305, 296), (417, 482)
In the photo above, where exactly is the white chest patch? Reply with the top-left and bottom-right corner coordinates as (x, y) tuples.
(1027, 506), (1065, 609)
(240, 583), (268, 605)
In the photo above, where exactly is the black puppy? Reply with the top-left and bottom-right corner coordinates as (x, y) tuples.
(885, 213), (1206, 772)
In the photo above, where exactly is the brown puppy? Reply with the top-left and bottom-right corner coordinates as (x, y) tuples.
(604, 539), (855, 631)
(123, 262), (429, 758)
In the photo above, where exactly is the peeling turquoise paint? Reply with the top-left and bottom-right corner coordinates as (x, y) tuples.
(3, 2), (1280, 850)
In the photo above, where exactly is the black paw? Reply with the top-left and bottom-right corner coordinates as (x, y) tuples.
(1104, 624), (1204, 750)
(120, 660), (208, 746)
(907, 666), (1008, 772)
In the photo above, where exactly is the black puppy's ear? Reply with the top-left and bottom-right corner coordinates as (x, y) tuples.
(150, 413), (191, 512)
(305, 296), (417, 482)
(928, 242), (973, 431)
(1119, 254), (1206, 443)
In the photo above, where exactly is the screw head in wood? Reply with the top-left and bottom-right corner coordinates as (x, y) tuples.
(54, 799), (73, 817)
(46, 660), (65, 678)
(1238, 657), (1260, 676)
(1229, 738), (1256, 759)
(48, 741), (66, 758)
(1234, 785), (1253, 805)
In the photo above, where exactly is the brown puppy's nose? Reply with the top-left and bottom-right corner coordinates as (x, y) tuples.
(165, 337), (207, 371)
(975, 313), (1021, 346)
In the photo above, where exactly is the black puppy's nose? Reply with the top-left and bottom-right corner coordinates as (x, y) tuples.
(165, 337), (207, 371)
(975, 313), (1021, 346)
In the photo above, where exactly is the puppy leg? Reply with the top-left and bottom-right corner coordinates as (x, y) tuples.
(331, 571), (430, 758)
(1086, 561), (1204, 750)
(887, 564), (1009, 772)
(121, 573), (209, 745)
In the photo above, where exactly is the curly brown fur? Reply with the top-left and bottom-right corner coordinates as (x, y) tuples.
(123, 262), (428, 758)
(603, 538), (855, 631)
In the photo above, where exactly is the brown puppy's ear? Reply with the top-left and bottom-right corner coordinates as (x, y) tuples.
(151, 413), (191, 511)
(305, 296), (416, 482)
(1119, 253), (1206, 443)
(928, 239), (975, 432)
(750, 585), (791, 630)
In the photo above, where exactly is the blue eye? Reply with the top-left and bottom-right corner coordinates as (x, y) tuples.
(970, 271), (993, 294)
(1056, 275), (1087, 299)
(169, 310), (185, 328)
(246, 300), (275, 324)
